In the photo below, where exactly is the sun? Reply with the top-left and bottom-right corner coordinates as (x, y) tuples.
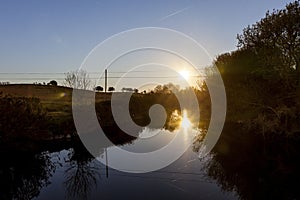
(179, 70), (190, 80)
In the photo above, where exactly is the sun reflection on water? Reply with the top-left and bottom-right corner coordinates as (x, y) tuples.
(180, 110), (192, 129)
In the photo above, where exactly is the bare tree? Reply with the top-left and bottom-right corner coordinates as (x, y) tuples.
(64, 69), (91, 90)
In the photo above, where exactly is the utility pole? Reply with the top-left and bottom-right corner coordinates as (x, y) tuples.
(104, 69), (107, 93)
(105, 148), (109, 178)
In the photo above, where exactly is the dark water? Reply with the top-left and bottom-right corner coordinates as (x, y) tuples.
(1, 123), (300, 200)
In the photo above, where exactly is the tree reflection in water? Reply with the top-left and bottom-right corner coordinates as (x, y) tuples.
(193, 123), (300, 199)
(0, 151), (55, 200)
(64, 144), (101, 200)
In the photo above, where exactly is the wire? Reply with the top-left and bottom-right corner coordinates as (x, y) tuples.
(0, 68), (208, 75)
(0, 76), (205, 80)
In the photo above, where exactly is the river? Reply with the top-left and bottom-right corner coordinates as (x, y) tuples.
(1, 122), (299, 199)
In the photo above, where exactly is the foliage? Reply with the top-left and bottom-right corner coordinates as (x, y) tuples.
(108, 87), (115, 92)
(237, 1), (300, 81)
(213, 1), (300, 136)
(95, 85), (103, 92)
(153, 83), (180, 94)
(48, 80), (58, 86)
(0, 93), (47, 138)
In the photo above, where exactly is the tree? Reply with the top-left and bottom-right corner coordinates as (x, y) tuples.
(154, 83), (180, 94)
(0, 82), (9, 85)
(237, 1), (300, 80)
(95, 86), (103, 92)
(108, 87), (115, 92)
(212, 1), (300, 134)
(214, 49), (261, 85)
(64, 69), (91, 90)
(48, 80), (58, 86)
(121, 87), (139, 92)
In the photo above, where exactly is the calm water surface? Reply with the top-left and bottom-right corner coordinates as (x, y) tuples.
(2, 122), (300, 200)
(0, 126), (238, 200)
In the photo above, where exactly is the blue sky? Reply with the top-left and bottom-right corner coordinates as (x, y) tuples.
(0, 0), (293, 86)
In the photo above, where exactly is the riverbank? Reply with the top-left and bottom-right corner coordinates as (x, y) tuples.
(0, 84), (210, 141)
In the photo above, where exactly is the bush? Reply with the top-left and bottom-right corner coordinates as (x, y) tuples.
(48, 80), (58, 86)
(0, 93), (47, 139)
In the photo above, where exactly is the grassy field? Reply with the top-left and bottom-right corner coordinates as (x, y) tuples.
(0, 84), (112, 118)
(0, 84), (115, 140)
(0, 84), (113, 101)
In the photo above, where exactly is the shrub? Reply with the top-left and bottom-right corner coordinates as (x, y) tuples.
(0, 93), (47, 139)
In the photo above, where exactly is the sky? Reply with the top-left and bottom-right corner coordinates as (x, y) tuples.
(0, 0), (294, 88)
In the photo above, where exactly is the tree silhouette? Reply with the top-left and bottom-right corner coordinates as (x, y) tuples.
(237, 1), (300, 81)
(95, 86), (103, 92)
(108, 87), (115, 92)
(48, 80), (58, 86)
(64, 69), (91, 90)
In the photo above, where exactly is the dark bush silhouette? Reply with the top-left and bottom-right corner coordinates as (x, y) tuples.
(48, 80), (58, 86)
(95, 86), (103, 92)
(108, 87), (115, 92)
(0, 93), (48, 139)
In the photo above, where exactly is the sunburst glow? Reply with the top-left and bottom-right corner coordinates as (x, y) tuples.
(179, 70), (190, 80)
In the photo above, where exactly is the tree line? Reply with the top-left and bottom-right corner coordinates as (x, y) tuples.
(212, 1), (300, 136)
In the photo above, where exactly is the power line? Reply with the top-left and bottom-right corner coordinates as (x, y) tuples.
(104, 76), (205, 79)
(0, 68), (208, 75)
(0, 76), (205, 80)
(0, 72), (66, 74)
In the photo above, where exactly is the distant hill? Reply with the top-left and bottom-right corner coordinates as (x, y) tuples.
(0, 84), (113, 120)
(0, 84), (72, 101)
(0, 84), (112, 102)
